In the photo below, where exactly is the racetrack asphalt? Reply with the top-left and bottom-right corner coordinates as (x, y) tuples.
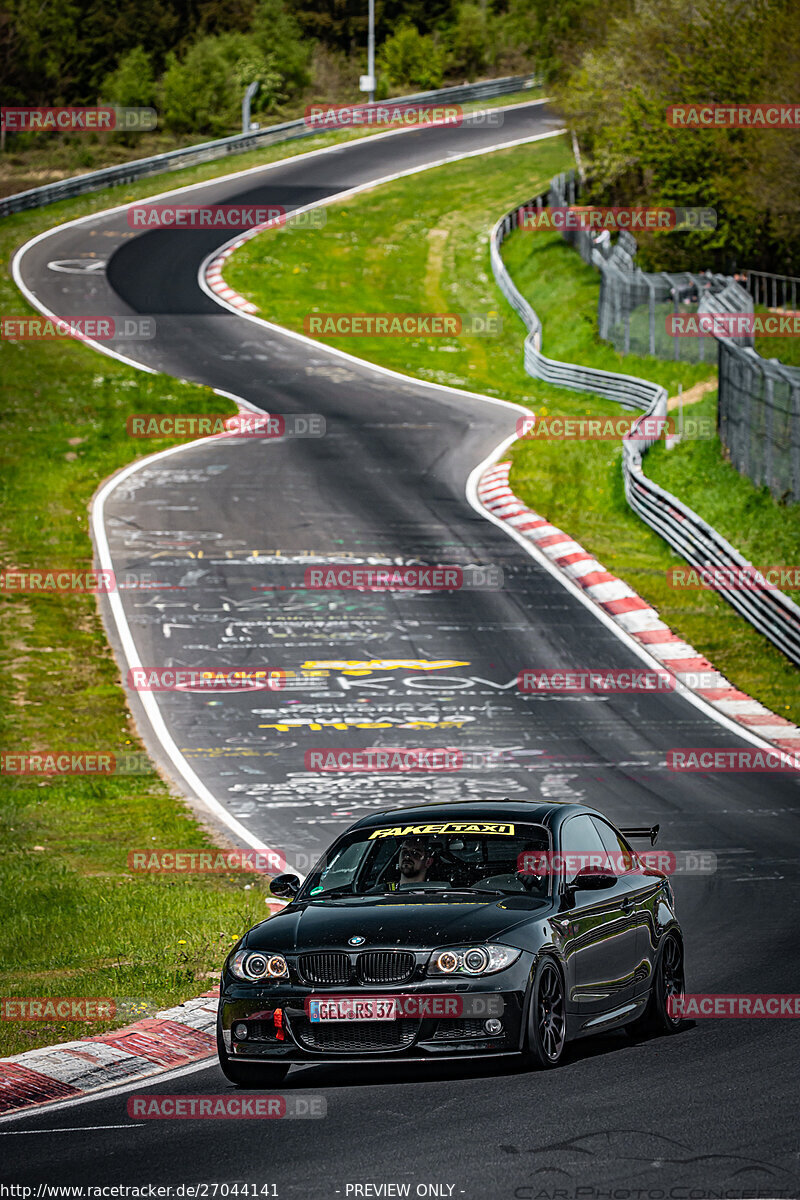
(7, 100), (800, 1196)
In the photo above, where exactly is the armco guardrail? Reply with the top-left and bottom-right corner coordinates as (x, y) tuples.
(743, 269), (800, 312)
(0, 75), (539, 218)
(491, 183), (800, 665)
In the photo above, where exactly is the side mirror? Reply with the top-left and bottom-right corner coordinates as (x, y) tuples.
(270, 873), (301, 899)
(571, 866), (617, 891)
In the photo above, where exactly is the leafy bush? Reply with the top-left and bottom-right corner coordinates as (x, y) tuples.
(378, 23), (445, 91)
(448, 3), (492, 78)
(221, 33), (287, 116)
(100, 46), (157, 144)
(251, 0), (311, 98)
(101, 47), (156, 110)
(159, 37), (239, 135)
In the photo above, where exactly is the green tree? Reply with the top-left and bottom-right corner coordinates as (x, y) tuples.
(221, 32), (287, 114)
(100, 46), (156, 144)
(159, 36), (239, 135)
(101, 46), (156, 109)
(251, 0), (311, 97)
(448, 3), (491, 78)
(499, 0), (616, 84)
(378, 23), (445, 91)
(559, 0), (800, 272)
(289, 0), (451, 56)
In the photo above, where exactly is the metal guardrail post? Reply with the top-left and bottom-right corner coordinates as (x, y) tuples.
(242, 82), (260, 134)
(764, 373), (775, 494)
(792, 380), (800, 504)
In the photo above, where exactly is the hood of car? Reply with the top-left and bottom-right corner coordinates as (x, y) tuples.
(246, 892), (548, 951)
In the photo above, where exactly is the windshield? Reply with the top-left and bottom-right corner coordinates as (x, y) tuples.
(297, 820), (552, 901)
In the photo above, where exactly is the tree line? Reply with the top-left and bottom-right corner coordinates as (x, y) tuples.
(2, 0), (796, 272)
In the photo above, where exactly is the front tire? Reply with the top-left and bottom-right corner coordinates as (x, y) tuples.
(626, 931), (685, 1039)
(217, 1026), (290, 1087)
(522, 957), (567, 1069)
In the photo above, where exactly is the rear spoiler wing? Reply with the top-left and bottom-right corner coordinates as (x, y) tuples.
(620, 824), (660, 845)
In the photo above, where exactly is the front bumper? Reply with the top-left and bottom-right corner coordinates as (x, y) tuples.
(219, 978), (528, 1063)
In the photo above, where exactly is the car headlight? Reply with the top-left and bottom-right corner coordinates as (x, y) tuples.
(428, 944), (521, 976)
(229, 950), (289, 981)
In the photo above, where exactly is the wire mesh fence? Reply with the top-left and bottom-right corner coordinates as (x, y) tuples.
(718, 342), (800, 504)
(545, 170), (737, 363)
(541, 169), (800, 503)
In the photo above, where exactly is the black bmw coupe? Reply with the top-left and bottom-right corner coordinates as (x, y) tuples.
(217, 801), (685, 1084)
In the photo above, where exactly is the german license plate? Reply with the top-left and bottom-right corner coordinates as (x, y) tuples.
(308, 997), (397, 1021)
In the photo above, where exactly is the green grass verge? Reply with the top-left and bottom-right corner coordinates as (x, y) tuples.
(754, 304), (800, 367)
(224, 134), (799, 725)
(0, 339), (268, 1057)
(646, 391), (800, 598)
(0, 173), (303, 1062)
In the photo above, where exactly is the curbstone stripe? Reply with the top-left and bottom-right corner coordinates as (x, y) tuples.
(0, 989), (219, 1116)
(477, 461), (800, 755)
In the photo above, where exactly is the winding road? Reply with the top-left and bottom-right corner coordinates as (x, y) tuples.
(6, 100), (800, 1198)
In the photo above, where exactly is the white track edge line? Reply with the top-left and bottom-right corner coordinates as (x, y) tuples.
(91, 441), (303, 855)
(466, 442), (797, 758)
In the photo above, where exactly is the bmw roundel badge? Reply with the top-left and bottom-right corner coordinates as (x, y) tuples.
(348, 936), (365, 946)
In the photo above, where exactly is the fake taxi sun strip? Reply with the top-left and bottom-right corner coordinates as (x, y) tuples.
(368, 822), (515, 839)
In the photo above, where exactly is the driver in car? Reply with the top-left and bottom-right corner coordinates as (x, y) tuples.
(396, 836), (436, 886)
